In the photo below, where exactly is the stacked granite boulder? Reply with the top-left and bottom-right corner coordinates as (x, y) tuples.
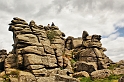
(81, 31), (112, 70)
(8, 17), (78, 82)
(65, 36), (82, 50)
(65, 31), (113, 74)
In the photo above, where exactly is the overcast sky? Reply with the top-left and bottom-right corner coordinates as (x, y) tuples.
(0, 0), (124, 62)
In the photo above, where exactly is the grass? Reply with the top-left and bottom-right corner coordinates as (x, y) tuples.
(1, 70), (20, 82)
(70, 59), (76, 64)
(80, 77), (92, 82)
(9, 70), (19, 78)
(70, 58), (77, 69)
(107, 64), (119, 70)
(2, 74), (10, 82)
(80, 74), (124, 82)
(46, 30), (58, 42)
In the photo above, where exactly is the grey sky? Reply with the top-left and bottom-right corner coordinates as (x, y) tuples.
(0, 0), (124, 62)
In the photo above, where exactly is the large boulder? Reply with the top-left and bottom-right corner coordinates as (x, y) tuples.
(91, 69), (111, 79)
(55, 75), (80, 82)
(51, 38), (65, 44)
(22, 46), (44, 55)
(74, 61), (97, 73)
(65, 36), (74, 50)
(82, 31), (89, 41)
(117, 60), (124, 65)
(1, 68), (36, 82)
(118, 76), (124, 82)
(18, 71), (37, 82)
(16, 34), (39, 45)
(24, 54), (43, 66)
(24, 54), (57, 68)
(37, 76), (55, 82)
(9, 78), (18, 82)
(11, 17), (28, 25)
(72, 38), (82, 48)
(113, 68), (124, 75)
(5, 54), (17, 68)
(77, 47), (112, 70)
(78, 48), (97, 62)
(73, 71), (89, 78)
(31, 68), (69, 77)
(114, 60), (124, 75)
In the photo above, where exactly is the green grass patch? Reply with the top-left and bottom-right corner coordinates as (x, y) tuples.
(70, 58), (77, 68)
(2, 74), (9, 79)
(107, 64), (119, 70)
(9, 70), (19, 78)
(80, 74), (124, 82)
(1, 70), (20, 82)
(80, 77), (92, 82)
(46, 30), (58, 42)
(70, 59), (76, 64)
(2, 74), (10, 82)
(107, 74), (124, 80)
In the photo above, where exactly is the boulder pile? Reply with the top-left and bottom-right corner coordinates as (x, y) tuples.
(65, 31), (113, 73)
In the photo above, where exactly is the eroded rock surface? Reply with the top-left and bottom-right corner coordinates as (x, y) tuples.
(72, 31), (113, 74)
(0, 50), (7, 72)
(91, 69), (111, 79)
(0, 17), (122, 82)
(7, 17), (73, 81)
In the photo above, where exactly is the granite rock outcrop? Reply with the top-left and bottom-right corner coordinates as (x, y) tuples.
(7, 17), (78, 82)
(0, 17), (123, 82)
(65, 31), (113, 74)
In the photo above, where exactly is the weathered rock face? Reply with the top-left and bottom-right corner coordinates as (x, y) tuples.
(74, 61), (97, 73)
(72, 31), (113, 73)
(65, 36), (82, 50)
(8, 17), (72, 78)
(0, 17), (118, 81)
(0, 49), (7, 72)
(91, 69), (111, 79)
(55, 75), (80, 82)
(73, 71), (89, 78)
(18, 71), (37, 82)
(0, 68), (37, 82)
(5, 53), (17, 69)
